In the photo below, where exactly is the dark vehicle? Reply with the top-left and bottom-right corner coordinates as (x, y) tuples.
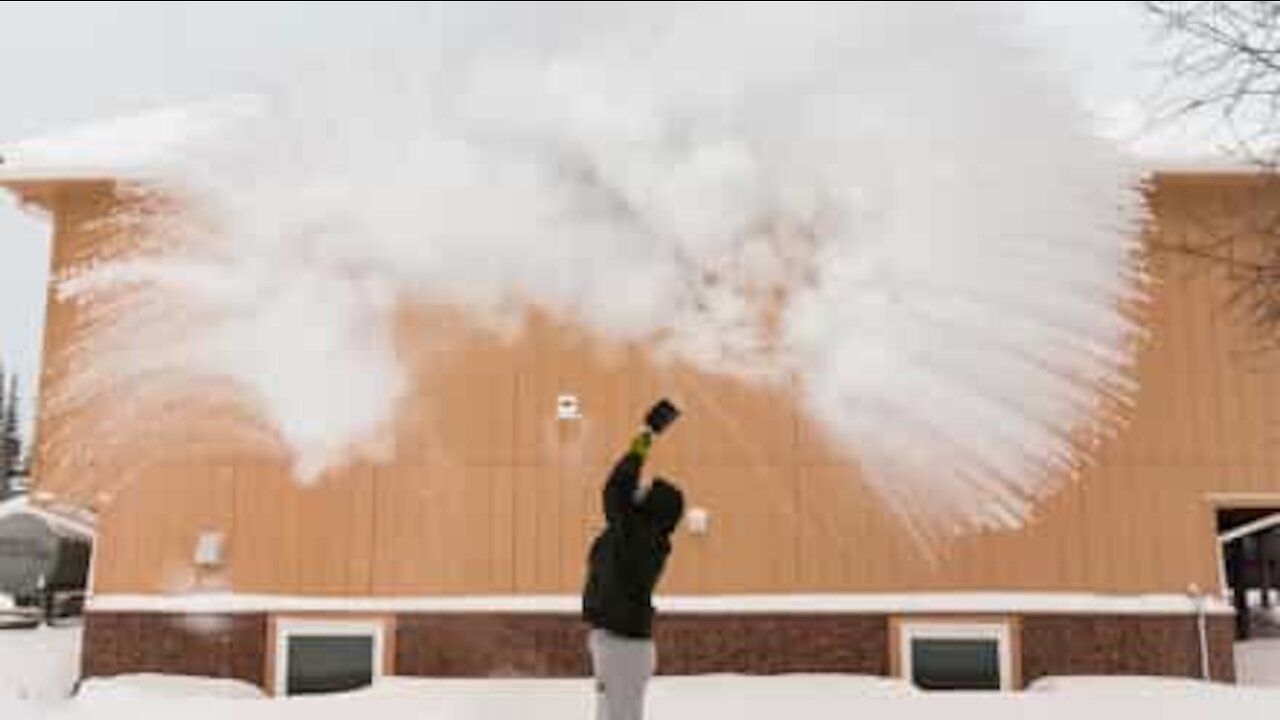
(0, 498), (93, 626)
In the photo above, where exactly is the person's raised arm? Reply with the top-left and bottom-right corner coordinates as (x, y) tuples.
(603, 430), (652, 525)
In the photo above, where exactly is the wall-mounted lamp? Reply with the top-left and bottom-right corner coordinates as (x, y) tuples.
(557, 394), (582, 421)
(686, 507), (710, 536)
(194, 531), (226, 568)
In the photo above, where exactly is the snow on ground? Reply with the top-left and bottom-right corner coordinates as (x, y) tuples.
(0, 626), (81, 702)
(1238, 639), (1280, 687)
(74, 674), (266, 702)
(0, 674), (1277, 720)
(1027, 675), (1243, 696)
(2, 625), (1280, 717)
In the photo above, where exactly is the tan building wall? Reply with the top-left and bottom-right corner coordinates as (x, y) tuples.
(16, 173), (1280, 598)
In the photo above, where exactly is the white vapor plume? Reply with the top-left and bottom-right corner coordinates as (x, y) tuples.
(55, 1), (1145, 538)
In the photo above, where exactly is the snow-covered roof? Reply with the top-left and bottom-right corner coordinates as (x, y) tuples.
(0, 495), (95, 539)
(0, 96), (260, 184)
(0, 94), (1262, 188)
(1144, 157), (1264, 175)
(1220, 511), (1280, 544)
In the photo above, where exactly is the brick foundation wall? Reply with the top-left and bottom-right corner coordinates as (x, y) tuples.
(654, 614), (889, 675)
(1021, 614), (1236, 684)
(79, 610), (1235, 690)
(81, 612), (268, 688)
(392, 613), (889, 677)
(394, 614), (591, 677)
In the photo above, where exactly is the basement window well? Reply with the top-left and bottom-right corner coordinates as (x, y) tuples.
(898, 621), (1013, 691)
(274, 619), (385, 696)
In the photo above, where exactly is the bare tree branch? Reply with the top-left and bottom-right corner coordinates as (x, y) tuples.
(1144, 1), (1280, 340)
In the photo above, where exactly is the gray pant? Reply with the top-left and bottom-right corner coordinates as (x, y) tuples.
(588, 629), (656, 720)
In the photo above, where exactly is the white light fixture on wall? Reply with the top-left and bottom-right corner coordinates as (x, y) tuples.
(557, 393), (582, 420)
(686, 507), (710, 536)
(194, 531), (225, 568)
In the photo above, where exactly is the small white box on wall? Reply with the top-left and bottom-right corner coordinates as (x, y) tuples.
(557, 393), (582, 420)
(686, 507), (710, 535)
(194, 531), (225, 568)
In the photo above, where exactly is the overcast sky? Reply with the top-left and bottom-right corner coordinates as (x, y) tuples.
(0, 1), (1168, 430)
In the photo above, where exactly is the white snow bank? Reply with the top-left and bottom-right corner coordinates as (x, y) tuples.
(360, 674), (917, 717)
(3, 673), (1280, 720)
(1027, 675), (1239, 695)
(0, 626), (82, 701)
(372, 672), (917, 699)
(75, 674), (265, 701)
(49, 674), (1280, 719)
(1236, 639), (1280, 687)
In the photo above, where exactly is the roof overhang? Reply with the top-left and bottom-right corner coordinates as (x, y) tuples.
(0, 495), (95, 540)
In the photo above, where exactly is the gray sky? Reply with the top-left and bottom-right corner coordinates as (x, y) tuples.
(0, 1), (1164, 431)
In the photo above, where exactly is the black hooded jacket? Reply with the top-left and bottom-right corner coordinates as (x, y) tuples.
(581, 449), (684, 638)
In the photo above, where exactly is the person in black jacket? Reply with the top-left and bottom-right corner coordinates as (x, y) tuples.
(582, 429), (684, 720)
